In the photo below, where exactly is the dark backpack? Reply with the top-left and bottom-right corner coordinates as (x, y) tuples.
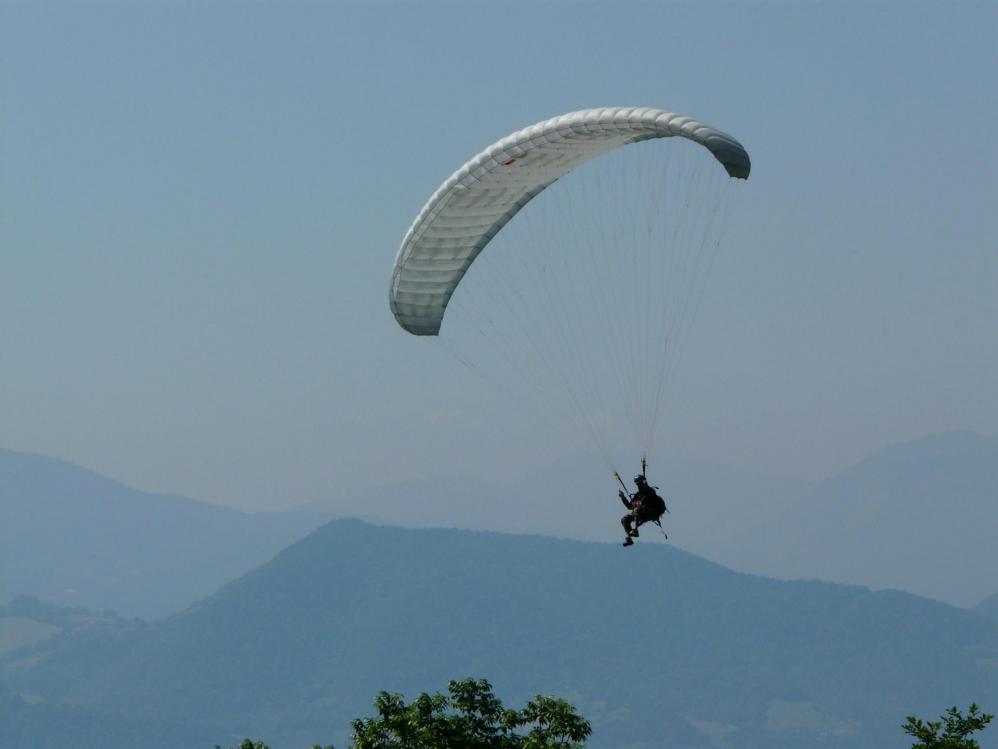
(638, 488), (666, 520)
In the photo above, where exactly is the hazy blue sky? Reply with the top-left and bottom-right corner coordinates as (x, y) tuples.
(2, 1), (995, 510)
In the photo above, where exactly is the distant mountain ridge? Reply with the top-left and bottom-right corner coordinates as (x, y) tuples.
(304, 455), (811, 563)
(724, 431), (998, 606)
(0, 448), (330, 619)
(3, 430), (995, 622)
(978, 593), (998, 623)
(306, 432), (998, 606)
(0, 445), (809, 618)
(3, 520), (997, 749)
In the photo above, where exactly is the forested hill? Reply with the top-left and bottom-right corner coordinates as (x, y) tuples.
(4, 520), (997, 749)
(0, 685), (205, 749)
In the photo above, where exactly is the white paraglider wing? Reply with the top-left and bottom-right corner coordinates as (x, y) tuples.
(389, 107), (750, 336)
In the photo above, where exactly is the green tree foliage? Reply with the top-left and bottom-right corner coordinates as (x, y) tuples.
(212, 680), (588, 749)
(350, 678), (591, 749)
(213, 741), (333, 749)
(903, 704), (993, 749)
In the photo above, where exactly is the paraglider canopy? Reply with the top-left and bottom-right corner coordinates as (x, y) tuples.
(388, 105), (751, 466)
(390, 107), (750, 337)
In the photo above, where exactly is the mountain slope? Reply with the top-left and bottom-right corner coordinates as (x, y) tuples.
(0, 686), (206, 749)
(977, 593), (998, 623)
(307, 454), (809, 560)
(725, 431), (998, 606)
(0, 448), (329, 619)
(0, 445), (808, 620)
(5, 521), (997, 749)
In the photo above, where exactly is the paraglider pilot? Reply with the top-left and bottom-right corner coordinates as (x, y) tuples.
(620, 473), (667, 547)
